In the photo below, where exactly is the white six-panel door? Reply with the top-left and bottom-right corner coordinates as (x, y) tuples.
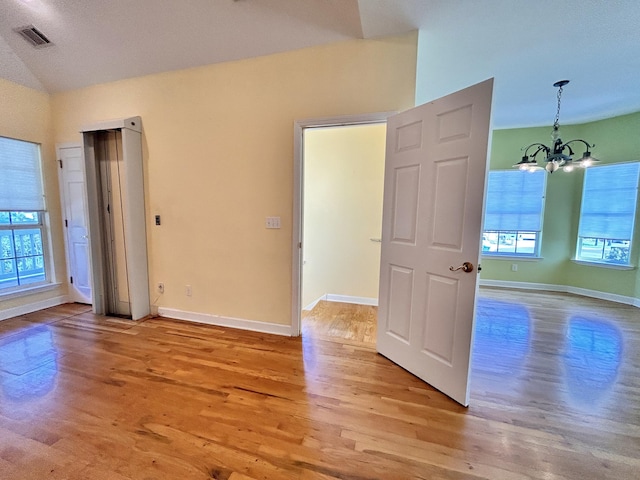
(57, 145), (92, 304)
(377, 79), (493, 406)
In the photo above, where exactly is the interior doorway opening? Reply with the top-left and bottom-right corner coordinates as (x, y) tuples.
(298, 119), (388, 344)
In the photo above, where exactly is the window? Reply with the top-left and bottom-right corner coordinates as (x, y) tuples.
(577, 162), (640, 265)
(0, 136), (48, 292)
(482, 170), (546, 257)
(0, 212), (46, 289)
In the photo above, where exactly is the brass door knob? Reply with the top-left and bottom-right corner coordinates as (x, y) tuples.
(449, 262), (474, 273)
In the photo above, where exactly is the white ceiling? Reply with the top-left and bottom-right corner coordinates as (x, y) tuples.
(1, 0), (639, 129)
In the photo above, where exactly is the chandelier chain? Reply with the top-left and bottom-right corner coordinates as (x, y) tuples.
(553, 84), (563, 130)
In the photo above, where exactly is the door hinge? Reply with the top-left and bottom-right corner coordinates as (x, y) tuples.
(58, 159), (63, 168)
(70, 276), (74, 284)
(65, 219), (68, 227)
(298, 242), (302, 249)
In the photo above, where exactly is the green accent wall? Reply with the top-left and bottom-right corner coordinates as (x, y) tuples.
(482, 111), (640, 302)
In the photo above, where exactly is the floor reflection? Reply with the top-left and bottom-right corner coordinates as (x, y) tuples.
(473, 298), (531, 375)
(302, 333), (318, 371)
(0, 325), (58, 400)
(563, 316), (622, 406)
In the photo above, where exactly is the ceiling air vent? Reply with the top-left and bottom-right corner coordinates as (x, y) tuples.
(14, 25), (53, 48)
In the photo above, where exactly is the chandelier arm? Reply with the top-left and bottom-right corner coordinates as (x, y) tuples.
(522, 143), (550, 158)
(562, 143), (574, 156)
(562, 139), (595, 150)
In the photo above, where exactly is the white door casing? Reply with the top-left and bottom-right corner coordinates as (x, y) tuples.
(377, 79), (493, 406)
(56, 144), (92, 304)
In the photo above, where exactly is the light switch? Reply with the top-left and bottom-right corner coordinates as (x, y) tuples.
(265, 216), (281, 229)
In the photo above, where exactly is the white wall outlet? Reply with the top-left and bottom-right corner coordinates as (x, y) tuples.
(186, 285), (192, 296)
(511, 264), (518, 272)
(265, 216), (281, 229)
(157, 282), (164, 294)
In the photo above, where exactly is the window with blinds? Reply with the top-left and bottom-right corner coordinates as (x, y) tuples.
(0, 136), (48, 291)
(577, 162), (640, 265)
(482, 170), (546, 256)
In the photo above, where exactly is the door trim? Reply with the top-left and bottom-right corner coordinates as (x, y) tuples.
(291, 111), (395, 336)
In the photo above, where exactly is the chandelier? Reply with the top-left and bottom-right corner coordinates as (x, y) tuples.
(514, 80), (599, 173)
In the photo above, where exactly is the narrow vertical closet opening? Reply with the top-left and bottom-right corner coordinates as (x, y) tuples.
(81, 117), (150, 321)
(94, 130), (131, 317)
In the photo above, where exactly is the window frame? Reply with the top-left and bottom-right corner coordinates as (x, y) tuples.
(575, 161), (640, 267)
(0, 210), (50, 293)
(482, 230), (542, 257)
(482, 169), (547, 259)
(0, 136), (54, 297)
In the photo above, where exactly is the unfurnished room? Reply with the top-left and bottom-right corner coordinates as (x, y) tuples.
(0, 1), (639, 479)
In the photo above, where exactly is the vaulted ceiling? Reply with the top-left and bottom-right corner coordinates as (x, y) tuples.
(1, 0), (639, 128)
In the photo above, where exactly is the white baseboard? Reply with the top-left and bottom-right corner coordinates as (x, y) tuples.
(326, 294), (379, 306)
(0, 295), (70, 322)
(303, 294), (327, 311)
(303, 294), (379, 311)
(479, 279), (639, 307)
(157, 307), (292, 336)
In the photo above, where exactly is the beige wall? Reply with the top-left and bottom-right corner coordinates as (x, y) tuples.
(51, 32), (417, 325)
(302, 124), (386, 308)
(0, 78), (67, 313)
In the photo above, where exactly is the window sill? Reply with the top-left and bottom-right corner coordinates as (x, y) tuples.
(481, 254), (543, 262)
(571, 259), (636, 271)
(0, 282), (62, 301)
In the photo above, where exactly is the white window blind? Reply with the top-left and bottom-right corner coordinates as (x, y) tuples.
(0, 136), (45, 211)
(484, 170), (546, 232)
(578, 162), (640, 240)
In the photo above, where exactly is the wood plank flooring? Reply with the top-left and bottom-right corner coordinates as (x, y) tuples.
(302, 301), (377, 344)
(0, 288), (638, 479)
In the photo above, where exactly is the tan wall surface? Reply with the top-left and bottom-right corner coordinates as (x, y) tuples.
(51, 33), (417, 325)
(0, 78), (67, 313)
(302, 124), (386, 308)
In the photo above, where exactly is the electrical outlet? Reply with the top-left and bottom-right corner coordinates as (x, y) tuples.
(186, 285), (192, 297)
(511, 264), (518, 272)
(157, 282), (164, 294)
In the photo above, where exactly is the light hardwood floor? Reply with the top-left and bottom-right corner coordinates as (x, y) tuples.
(0, 288), (638, 479)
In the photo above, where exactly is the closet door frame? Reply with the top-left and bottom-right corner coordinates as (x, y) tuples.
(81, 117), (150, 320)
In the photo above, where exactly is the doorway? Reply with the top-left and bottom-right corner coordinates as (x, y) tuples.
(81, 117), (150, 321)
(293, 113), (392, 339)
(295, 81), (493, 406)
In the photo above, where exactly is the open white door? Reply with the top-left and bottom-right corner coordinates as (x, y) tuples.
(57, 144), (92, 304)
(377, 79), (493, 406)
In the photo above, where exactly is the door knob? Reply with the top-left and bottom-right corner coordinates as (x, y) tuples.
(449, 261), (474, 273)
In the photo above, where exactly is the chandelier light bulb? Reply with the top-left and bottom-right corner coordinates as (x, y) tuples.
(546, 160), (559, 173)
